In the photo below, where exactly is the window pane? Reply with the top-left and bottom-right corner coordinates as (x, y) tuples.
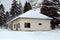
(25, 23), (30, 28)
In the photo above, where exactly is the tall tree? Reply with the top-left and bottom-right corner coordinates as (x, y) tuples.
(10, 0), (23, 17)
(5, 11), (10, 21)
(10, 0), (18, 16)
(24, 2), (32, 13)
(16, 1), (23, 15)
(41, 0), (59, 18)
(0, 4), (5, 25)
(0, 4), (5, 13)
(40, 0), (60, 28)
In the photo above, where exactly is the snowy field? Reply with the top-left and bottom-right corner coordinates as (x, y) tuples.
(0, 29), (60, 40)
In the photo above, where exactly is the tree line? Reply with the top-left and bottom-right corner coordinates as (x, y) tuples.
(0, 0), (32, 26)
(41, 0), (60, 29)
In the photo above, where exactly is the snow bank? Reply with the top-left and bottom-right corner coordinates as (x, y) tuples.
(0, 29), (60, 40)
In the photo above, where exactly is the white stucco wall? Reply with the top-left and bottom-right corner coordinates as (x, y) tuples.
(11, 18), (51, 31)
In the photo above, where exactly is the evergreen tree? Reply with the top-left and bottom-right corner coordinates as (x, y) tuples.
(5, 11), (10, 20)
(40, 0), (60, 29)
(0, 4), (5, 13)
(10, 0), (22, 17)
(41, 0), (59, 18)
(0, 16), (3, 25)
(10, 0), (18, 16)
(24, 2), (32, 13)
(0, 4), (5, 26)
(16, 1), (23, 15)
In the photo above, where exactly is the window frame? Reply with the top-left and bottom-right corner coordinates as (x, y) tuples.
(24, 23), (31, 28)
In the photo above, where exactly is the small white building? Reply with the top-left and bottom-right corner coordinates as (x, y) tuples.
(7, 10), (52, 31)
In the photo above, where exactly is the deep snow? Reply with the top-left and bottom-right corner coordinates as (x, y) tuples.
(0, 29), (60, 40)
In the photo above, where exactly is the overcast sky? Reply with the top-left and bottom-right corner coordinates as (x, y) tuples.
(0, 0), (23, 12)
(0, 0), (28, 12)
(1, 0), (13, 12)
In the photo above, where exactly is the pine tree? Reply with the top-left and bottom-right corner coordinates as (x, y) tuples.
(40, 0), (60, 28)
(24, 2), (32, 13)
(0, 4), (5, 25)
(0, 4), (5, 15)
(0, 16), (3, 26)
(16, 1), (23, 15)
(5, 11), (10, 20)
(10, 0), (18, 16)
(10, 0), (23, 17)
(41, 0), (59, 18)
(19, 2), (23, 14)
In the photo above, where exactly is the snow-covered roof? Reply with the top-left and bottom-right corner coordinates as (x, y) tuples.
(18, 10), (51, 19)
(7, 10), (52, 24)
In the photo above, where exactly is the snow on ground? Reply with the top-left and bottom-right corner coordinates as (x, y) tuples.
(0, 29), (60, 40)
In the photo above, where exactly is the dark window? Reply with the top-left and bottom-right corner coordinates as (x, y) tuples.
(39, 23), (42, 25)
(25, 23), (30, 28)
